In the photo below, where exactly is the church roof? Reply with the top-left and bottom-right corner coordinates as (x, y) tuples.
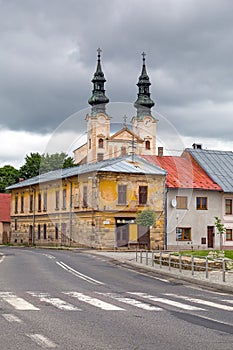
(108, 126), (143, 142)
(7, 156), (166, 190)
(142, 155), (222, 190)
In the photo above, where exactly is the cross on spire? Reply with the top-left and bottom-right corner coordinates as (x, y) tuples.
(142, 51), (146, 61)
(97, 47), (102, 58)
(123, 115), (127, 128)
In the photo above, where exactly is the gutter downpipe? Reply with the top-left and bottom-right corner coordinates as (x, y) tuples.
(31, 186), (36, 246)
(67, 179), (73, 247)
(164, 175), (168, 250)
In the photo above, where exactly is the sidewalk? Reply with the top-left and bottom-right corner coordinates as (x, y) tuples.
(86, 250), (233, 293)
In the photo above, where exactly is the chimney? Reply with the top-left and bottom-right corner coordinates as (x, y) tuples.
(158, 147), (163, 157)
(192, 143), (202, 150)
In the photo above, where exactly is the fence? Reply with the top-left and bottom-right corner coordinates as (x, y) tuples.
(135, 250), (233, 283)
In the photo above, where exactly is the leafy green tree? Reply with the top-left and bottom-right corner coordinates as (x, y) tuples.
(19, 152), (76, 180)
(136, 209), (156, 228)
(0, 165), (19, 192)
(19, 152), (42, 179)
(214, 216), (226, 250)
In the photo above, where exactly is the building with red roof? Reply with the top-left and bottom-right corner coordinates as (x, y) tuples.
(142, 154), (222, 250)
(0, 194), (11, 244)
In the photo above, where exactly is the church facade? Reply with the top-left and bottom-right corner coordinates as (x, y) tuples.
(74, 50), (157, 164)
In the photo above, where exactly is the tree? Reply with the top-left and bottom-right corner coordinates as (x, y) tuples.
(19, 152), (76, 180)
(136, 209), (156, 228)
(214, 216), (226, 250)
(0, 165), (19, 193)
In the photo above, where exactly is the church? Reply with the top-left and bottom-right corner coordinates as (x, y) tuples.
(74, 49), (158, 164)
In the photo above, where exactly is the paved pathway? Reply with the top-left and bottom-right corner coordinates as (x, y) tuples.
(87, 251), (233, 292)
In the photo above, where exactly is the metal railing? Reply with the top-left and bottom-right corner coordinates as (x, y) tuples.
(135, 250), (233, 283)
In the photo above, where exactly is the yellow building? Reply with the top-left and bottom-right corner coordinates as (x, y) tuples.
(7, 156), (166, 249)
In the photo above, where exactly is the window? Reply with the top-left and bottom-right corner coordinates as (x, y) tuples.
(176, 227), (191, 241)
(62, 189), (67, 209)
(225, 199), (232, 215)
(118, 185), (127, 205)
(121, 147), (127, 156)
(38, 224), (41, 240)
(55, 190), (59, 210)
(29, 194), (33, 212)
(20, 195), (24, 213)
(89, 139), (91, 149)
(83, 186), (88, 207)
(97, 153), (104, 161)
(43, 224), (47, 240)
(196, 197), (207, 210)
(15, 196), (18, 214)
(226, 229), (233, 241)
(139, 186), (148, 205)
(176, 196), (188, 209)
(55, 223), (59, 240)
(145, 140), (150, 150)
(98, 138), (104, 148)
(15, 219), (17, 231)
(43, 191), (47, 211)
(38, 193), (42, 212)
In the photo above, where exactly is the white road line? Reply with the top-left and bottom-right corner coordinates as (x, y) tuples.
(64, 292), (125, 311)
(56, 261), (104, 285)
(97, 293), (162, 311)
(0, 292), (39, 311)
(129, 292), (204, 311)
(26, 334), (57, 348)
(27, 292), (80, 311)
(42, 254), (56, 260)
(0, 255), (5, 264)
(2, 314), (22, 323)
(165, 294), (233, 311)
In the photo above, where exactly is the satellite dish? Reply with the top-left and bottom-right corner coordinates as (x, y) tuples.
(171, 199), (177, 208)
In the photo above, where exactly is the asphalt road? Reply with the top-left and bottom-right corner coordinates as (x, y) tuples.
(0, 247), (233, 350)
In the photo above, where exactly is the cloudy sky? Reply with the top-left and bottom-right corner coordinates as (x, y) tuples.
(1, 0), (233, 167)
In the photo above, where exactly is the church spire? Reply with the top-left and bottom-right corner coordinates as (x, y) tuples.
(88, 48), (109, 115)
(134, 52), (155, 119)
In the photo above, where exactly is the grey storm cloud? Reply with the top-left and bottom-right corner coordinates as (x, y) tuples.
(0, 0), (233, 141)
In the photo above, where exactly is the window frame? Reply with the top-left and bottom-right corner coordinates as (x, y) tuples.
(139, 186), (148, 205)
(145, 140), (150, 150)
(38, 193), (42, 212)
(62, 188), (67, 209)
(55, 190), (59, 210)
(176, 227), (191, 241)
(38, 224), (41, 240)
(118, 185), (127, 205)
(196, 196), (208, 210)
(225, 199), (233, 215)
(43, 224), (47, 240)
(226, 229), (233, 241)
(20, 195), (24, 213)
(176, 196), (188, 210)
(15, 195), (18, 214)
(83, 186), (88, 207)
(43, 191), (47, 212)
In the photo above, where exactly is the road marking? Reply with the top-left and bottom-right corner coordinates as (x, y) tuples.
(26, 334), (57, 348)
(56, 261), (104, 285)
(165, 294), (233, 311)
(0, 292), (39, 310)
(27, 292), (80, 311)
(2, 314), (22, 323)
(42, 254), (56, 260)
(64, 292), (125, 310)
(129, 293), (204, 311)
(118, 265), (170, 283)
(0, 255), (5, 264)
(97, 293), (162, 311)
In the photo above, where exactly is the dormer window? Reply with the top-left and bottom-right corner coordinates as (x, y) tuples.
(98, 138), (104, 148)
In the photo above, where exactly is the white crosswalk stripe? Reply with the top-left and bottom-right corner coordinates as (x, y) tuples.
(0, 292), (39, 310)
(26, 334), (57, 348)
(97, 292), (162, 311)
(128, 292), (205, 311)
(63, 291), (125, 310)
(165, 294), (233, 311)
(2, 313), (22, 323)
(27, 292), (80, 311)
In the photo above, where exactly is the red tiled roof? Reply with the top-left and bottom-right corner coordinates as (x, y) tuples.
(0, 194), (11, 222)
(142, 155), (222, 190)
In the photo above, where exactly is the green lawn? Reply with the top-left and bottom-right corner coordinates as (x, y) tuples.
(178, 250), (233, 260)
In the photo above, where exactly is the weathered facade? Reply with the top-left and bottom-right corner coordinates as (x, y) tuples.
(0, 194), (11, 244)
(8, 156), (166, 249)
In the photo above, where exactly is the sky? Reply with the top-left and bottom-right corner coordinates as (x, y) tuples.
(1, 0), (233, 168)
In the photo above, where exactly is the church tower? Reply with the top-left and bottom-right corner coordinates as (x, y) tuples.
(132, 53), (157, 156)
(86, 48), (111, 163)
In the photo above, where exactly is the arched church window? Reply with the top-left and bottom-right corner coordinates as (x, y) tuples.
(98, 138), (104, 148)
(145, 140), (150, 150)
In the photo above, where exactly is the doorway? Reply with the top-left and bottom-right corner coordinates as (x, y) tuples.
(207, 226), (214, 248)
